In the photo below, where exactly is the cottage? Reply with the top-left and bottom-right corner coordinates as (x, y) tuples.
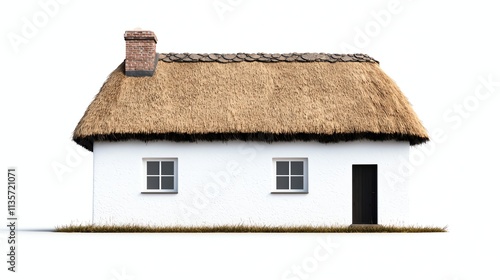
(73, 30), (428, 226)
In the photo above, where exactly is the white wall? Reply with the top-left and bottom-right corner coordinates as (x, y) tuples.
(93, 140), (409, 226)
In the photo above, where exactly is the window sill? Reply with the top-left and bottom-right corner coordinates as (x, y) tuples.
(141, 191), (178, 194)
(271, 191), (308, 194)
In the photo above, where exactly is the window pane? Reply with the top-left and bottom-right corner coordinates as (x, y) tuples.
(147, 177), (160, 189)
(161, 161), (174, 175)
(291, 161), (304, 175)
(147, 161), (160, 175)
(276, 161), (289, 175)
(291, 176), (304, 190)
(161, 176), (174, 190)
(276, 176), (289, 189)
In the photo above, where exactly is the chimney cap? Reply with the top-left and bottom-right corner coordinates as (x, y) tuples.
(124, 30), (157, 43)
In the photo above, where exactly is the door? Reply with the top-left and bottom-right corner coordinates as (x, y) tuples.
(352, 164), (378, 224)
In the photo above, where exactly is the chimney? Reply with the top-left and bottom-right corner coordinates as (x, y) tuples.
(124, 30), (158, 77)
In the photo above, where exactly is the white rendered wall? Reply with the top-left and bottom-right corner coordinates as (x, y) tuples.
(93, 140), (409, 226)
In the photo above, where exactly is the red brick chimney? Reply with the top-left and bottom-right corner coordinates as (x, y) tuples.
(124, 30), (158, 77)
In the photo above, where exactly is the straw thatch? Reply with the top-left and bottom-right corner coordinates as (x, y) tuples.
(73, 53), (428, 151)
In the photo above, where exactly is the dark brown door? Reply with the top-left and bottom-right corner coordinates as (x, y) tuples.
(352, 164), (378, 224)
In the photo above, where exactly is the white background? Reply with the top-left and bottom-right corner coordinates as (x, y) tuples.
(1, 0), (499, 279)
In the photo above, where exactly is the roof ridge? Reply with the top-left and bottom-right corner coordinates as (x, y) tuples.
(158, 53), (379, 63)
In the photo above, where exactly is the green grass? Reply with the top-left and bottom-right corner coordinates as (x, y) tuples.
(55, 224), (447, 233)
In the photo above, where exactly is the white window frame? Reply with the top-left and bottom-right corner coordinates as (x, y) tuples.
(142, 158), (178, 194)
(271, 158), (308, 194)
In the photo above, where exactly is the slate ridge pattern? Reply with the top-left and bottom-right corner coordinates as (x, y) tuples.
(158, 53), (379, 64)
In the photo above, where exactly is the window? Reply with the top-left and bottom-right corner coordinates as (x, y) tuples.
(272, 158), (308, 193)
(143, 159), (178, 193)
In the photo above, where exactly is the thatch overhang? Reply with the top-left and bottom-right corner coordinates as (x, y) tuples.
(73, 53), (429, 151)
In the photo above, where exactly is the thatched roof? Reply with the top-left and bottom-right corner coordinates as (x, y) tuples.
(73, 53), (428, 151)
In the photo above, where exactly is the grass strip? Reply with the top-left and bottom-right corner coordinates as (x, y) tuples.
(55, 224), (447, 233)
